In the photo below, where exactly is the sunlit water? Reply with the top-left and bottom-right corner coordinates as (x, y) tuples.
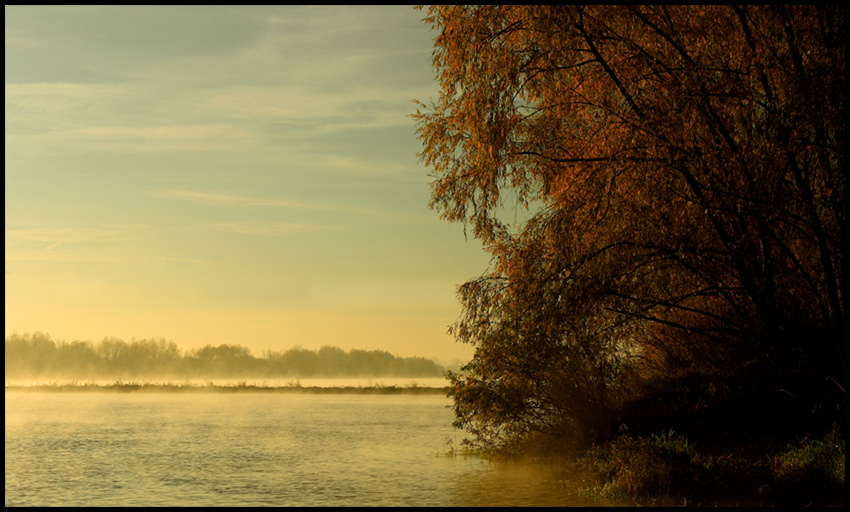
(5, 392), (609, 507)
(5, 392), (608, 506)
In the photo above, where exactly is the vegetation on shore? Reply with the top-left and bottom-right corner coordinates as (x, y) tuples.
(5, 331), (446, 380)
(414, 5), (845, 506)
(4, 379), (448, 395)
(443, 423), (845, 507)
(567, 426), (845, 507)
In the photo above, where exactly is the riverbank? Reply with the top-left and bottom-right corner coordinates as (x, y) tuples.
(4, 381), (450, 395)
(552, 426), (846, 507)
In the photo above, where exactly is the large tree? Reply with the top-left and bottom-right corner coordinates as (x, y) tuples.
(414, 5), (844, 450)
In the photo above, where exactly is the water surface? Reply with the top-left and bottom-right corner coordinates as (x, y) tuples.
(5, 392), (606, 507)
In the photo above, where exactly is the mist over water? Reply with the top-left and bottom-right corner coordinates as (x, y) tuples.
(5, 392), (606, 507)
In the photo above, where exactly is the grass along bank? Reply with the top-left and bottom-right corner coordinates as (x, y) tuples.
(561, 425), (845, 507)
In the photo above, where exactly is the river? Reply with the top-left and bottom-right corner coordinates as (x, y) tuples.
(5, 390), (612, 506)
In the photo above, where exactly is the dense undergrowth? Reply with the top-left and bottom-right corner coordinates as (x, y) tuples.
(445, 358), (846, 504)
(568, 425), (845, 507)
(459, 423), (846, 507)
(446, 365), (846, 507)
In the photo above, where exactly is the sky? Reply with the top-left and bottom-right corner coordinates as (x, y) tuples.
(4, 5), (493, 364)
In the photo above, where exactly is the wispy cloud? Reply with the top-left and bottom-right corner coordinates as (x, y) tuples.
(5, 5), (437, 185)
(4, 83), (253, 154)
(5, 81), (428, 158)
(4, 226), (131, 250)
(2, 225), (184, 264)
(207, 221), (331, 237)
(152, 189), (381, 215)
(201, 84), (431, 128)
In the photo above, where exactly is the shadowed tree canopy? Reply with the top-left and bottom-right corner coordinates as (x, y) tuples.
(413, 5), (844, 450)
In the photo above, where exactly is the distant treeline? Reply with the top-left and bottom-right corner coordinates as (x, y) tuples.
(4, 332), (445, 380)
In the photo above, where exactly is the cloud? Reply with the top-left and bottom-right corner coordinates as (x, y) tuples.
(4, 83), (138, 132)
(201, 84), (432, 128)
(152, 189), (382, 215)
(206, 221), (331, 237)
(4, 226), (130, 250)
(4, 83), (249, 155)
(5, 80), (431, 169)
(2, 225), (187, 264)
(4, 6), (437, 174)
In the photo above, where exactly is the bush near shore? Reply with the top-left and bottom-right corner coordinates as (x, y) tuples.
(527, 426), (844, 507)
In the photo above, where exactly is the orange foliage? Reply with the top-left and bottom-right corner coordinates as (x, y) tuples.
(414, 6), (844, 449)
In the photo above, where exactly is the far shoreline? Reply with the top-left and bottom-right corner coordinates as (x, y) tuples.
(4, 382), (451, 395)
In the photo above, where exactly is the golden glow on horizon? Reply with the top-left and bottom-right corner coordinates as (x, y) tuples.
(4, 6), (487, 362)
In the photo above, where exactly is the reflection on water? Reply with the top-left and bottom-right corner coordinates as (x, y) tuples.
(5, 392), (609, 507)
